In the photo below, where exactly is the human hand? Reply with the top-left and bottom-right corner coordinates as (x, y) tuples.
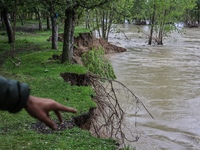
(25, 96), (77, 130)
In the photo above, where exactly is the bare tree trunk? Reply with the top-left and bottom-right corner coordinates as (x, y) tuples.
(11, 0), (17, 56)
(18, 14), (24, 25)
(157, 10), (166, 45)
(101, 10), (106, 40)
(148, 4), (156, 45)
(36, 10), (43, 31)
(38, 11), (43, 31)
(95, 9), (101, 38)
(2, 9), (14, 43)
(106, 10), (113, 41)
(104, 10), (108, 41)
(198, 5), (200, 24)
(51, 15), (58, 49)
(47, 16), (51, 30)
(157, 30), (163, 45)
(62, 7), (76, 63)
(0, 12), (4, 27)
(85, 10), (90, 28)
(34, 8), (43, 31)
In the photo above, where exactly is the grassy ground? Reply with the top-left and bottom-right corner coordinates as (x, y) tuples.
(0, 21), (117, 150)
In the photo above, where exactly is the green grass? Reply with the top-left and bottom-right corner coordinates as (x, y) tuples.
(0, 22), (117, 150)
(1, 127), (116, 150)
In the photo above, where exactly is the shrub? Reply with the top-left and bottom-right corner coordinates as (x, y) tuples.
(82, 47), (116, 79)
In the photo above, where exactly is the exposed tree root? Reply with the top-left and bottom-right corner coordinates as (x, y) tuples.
(61, 72), (154, 147)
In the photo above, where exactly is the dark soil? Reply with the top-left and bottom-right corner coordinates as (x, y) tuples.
(60, 72), (90, 86)
(31, 120), (75, 134)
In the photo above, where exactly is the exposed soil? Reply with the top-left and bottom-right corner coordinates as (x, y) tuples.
(48, 32), (126, 54)
(48, 32), (127, 64)
(31, 120), (76, 134)
(60, 72), (90, 86)
(73, 32), (127, 54)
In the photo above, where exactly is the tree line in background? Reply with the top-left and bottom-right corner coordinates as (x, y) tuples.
(0, 0), (200, 62)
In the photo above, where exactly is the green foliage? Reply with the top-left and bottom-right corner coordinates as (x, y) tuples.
(133, 0), (196, 44)
(145, 0), (196, 25)
(82, 47), (116, 80)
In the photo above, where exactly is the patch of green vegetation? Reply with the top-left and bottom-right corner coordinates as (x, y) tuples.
(1, 128), (116, 150)
(82, 47), (116, 79)
(0, 24), (117, 149)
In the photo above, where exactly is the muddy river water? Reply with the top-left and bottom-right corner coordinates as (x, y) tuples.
(107, 24), (200, 150)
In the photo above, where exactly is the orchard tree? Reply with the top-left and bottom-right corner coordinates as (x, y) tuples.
(142, 0), (196, 45)
(196, 0), (200, 23)
(0, 0), (19, 57)
(24, 0), (65, 49)
(89, 0), (134, 41)
(0, 0), (17, 44)
(91, 4), (116, 41)
(41, 0), (65, 50)
(62, 0), (114, 63)
(131, 0), (147, 24)
(185, 0), (200, 26)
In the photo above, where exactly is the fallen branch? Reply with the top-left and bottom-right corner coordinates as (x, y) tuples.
(10, 57), (21, 67)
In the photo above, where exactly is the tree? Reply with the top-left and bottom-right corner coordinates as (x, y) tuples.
(27, 0), (65, 49)
(0, 0), (19, 57)
(131, 0), (147, 24)
(0, 0), (17, 44)
(93, 5), (114, 41)
(139, 0), (196, 45)
(185, 0), (200, 26)
(88, 0), (134, 41)
(41, 0), (66, 49)
(1, 8), (14, 43)
(61, 0), (113, 63)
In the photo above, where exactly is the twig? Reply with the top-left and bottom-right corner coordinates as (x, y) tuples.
(84, 73), (154, 146)
(10, 57), (21, 67)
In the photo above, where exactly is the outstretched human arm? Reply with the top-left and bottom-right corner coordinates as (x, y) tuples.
(25, 96), (77, 130)
(0, 76), (30, 113)
(0, 76), (77, 130)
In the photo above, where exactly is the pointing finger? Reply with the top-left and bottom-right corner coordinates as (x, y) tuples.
(54, 104), (77, 113)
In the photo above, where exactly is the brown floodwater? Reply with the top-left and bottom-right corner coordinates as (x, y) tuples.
(107, 24), (200, 150)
